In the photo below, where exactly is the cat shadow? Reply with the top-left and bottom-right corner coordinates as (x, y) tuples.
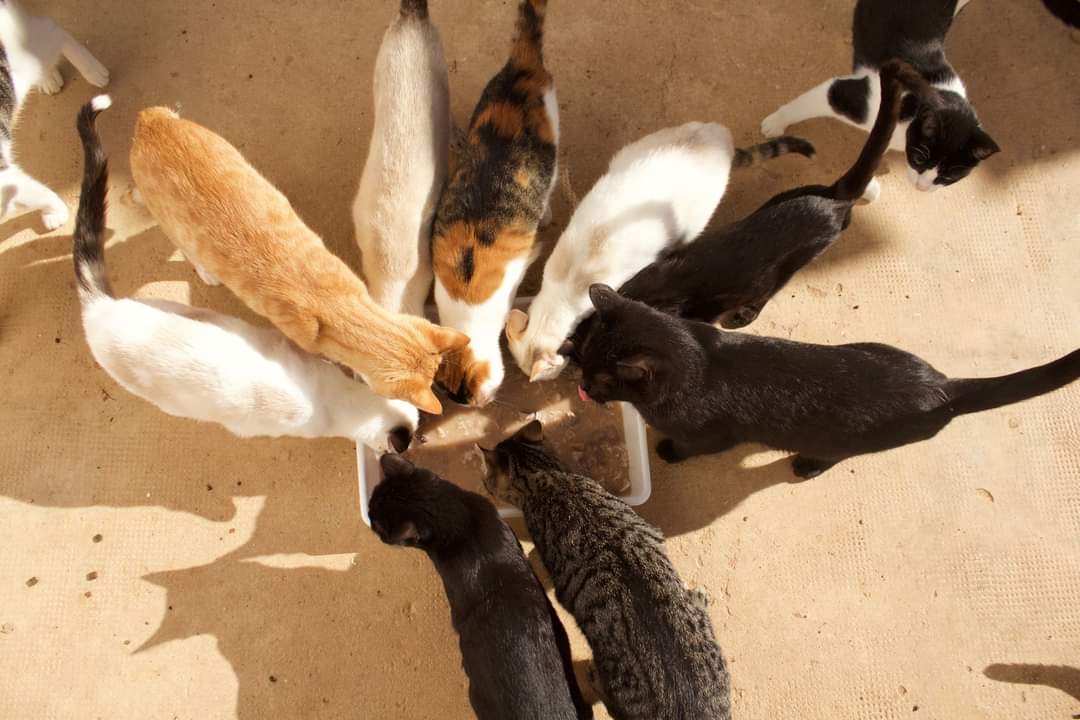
(635, 443), (801, 539)
(983, 663), (1080, 703)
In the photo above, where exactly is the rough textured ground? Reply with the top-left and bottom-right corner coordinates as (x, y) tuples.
(1, 1), (1078, 718)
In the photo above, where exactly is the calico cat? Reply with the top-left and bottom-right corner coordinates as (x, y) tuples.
(481, 421), (731, 720)
(369, 453), (592, 720)
(74, 98), (416, 452)
(431, 0), (558, 407)
(0, 0), (108, 229)
(505, 120), (813, 382)
(575, 284), (1080, 478)
(353, 0), (450, 316)
(564, 61), (922, 342)
(129, 106), (469, 414)
(761, 0), (999, 193)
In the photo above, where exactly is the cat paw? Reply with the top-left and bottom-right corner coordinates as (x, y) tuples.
(720, 306), (760, 329)
(861, 177), (881, 204)
(656, 438), (686, 464)
(40, 67), (65, 95)
(791, 455), (833, 480)
(80, 58), (110, 88)
(41, 202), (69, 230)
(760, 112), (788, 138)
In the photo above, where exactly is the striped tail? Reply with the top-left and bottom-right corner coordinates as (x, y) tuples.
(733, 136), (815, 168)
(73, 95), (114, 301)
(400, 0), (428, 19)
(510, 0), (547, 69)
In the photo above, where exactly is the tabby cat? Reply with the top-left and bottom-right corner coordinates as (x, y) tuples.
(761, 0), (999, 193)
(564, 60), (923, 343)
(129, 107), (468, 414)
(482, 421), (731, 720)
(576, 285), (1080, 478)
(431, 0), (558, 407)
(370, 453), (592, 720)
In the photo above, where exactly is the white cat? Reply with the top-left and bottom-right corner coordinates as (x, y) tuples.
(352, 0), (450, 316)
(506, 122), (738, 382)
(75, 97), (417, 453)
(0, 0), (108, 229)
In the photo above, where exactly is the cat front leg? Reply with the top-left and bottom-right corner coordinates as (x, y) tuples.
(657, 433), (737, 464)
(761, 75), (870, 137)
(791, 454), (838, 480)
(39, 66), (65, 95)
(60, 31), (110, 88)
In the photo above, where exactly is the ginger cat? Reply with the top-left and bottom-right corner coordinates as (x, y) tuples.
(129, 107), (468, 414)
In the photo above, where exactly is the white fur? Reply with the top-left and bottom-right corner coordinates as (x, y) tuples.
(908, 165), (942, 192)
(0, 0), (108, 229)
(761, 66), (969, 193)
(507, 122), (736, 381)
(435, 253), (533, 406)
(352, 7), (450, 316)
(539, 86), (560, 224)
(80, 294), (418, 452)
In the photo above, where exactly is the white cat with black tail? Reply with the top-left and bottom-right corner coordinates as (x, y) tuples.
(74, 97), (417, 453)
(0, 0), (108, 229)
(761, 0), (999, 195)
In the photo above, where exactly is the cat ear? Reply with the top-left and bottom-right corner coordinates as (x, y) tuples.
(388, 521), (422, 546)
(506, 309), (529, 339)
(616, 355), (656, 383)
(515, 419), (545, 444)
(380, 451), (415, 479)
(429, 325), (471, 354)
(969, 128), (1000, 161)
(588, 284), (621, 314)
(918, 109), (939, 138)
(407, 387), (443, 415)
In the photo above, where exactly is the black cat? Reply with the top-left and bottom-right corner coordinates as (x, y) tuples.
(369, 454), (592, 720)
(574, 284), (1080, 478)
(566, 60), (925, 340)
(761, 0), (999, 194)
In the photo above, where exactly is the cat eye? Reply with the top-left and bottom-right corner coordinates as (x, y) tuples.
(910, 147), (930, 166)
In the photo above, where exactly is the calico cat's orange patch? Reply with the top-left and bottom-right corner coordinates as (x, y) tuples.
(129, 107), (468, 413)
(514, 167), (532, 189)
(474, 102), (525, 140)
(432, 221), (536, 304)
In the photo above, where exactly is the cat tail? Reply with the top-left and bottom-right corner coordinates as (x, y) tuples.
(1041, 0), (1080, 28)
(943, 349), (1080, 417)
(510, 0), (547, 70)
(830, 59), (927, 202)
(733, 137), (815, 168)
(400, 0), (428, 19)
(73, 95), (114, 302)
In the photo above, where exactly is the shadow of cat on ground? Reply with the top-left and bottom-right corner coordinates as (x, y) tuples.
(983, 663), (1080, 703)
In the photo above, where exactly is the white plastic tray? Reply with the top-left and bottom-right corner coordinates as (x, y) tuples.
(355, 299), (653, 525)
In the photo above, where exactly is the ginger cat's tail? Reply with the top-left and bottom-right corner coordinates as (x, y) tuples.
(73, 95), (114, 302)
(511, 0), (547, 70)
(733, 137), (815, 168)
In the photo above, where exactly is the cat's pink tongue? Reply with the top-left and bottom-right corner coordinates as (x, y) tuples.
(577, 386), (591, 403)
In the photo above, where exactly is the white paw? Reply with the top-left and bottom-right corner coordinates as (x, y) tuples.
(861, 177), (881, 204)
(194, 265), (222, 286)
(760, 112), (788, 138)
(81, 58), (110, 88)
(42, 202), (69, 230)
(40, 67), (64, 95)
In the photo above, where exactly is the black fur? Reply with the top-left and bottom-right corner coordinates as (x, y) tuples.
(0, 45), (14, 162)
(73, 99), (113, 298)
(565, 62), (922, 343)
(1041, 0), (1080, 27)
(574, 285), (1080, 478)
(368, 454), (591, 720)
(400, 0), (428, 18)
(827, 77), (871, 124)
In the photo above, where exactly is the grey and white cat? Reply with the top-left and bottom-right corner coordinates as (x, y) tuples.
(761, 0), (998, 195)
(481, 420), (731, 720)
(1, 0), (108, 229)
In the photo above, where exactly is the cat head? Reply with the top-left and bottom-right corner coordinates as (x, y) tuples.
(435, 344), (502, 407)
(368, 453), (471, 550)
(479, 419), (549, 508)
(505, 308), (570, 383)
(904, 91), (999, 192)
(574, 285), (684, 406)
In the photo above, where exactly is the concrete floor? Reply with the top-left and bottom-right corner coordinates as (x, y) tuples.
(1, 1), (1078, 718)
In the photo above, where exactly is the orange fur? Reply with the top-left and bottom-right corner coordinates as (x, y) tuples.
(128, 107), (468, 414)
(432, 221), (536, 303)
(473, 102), (525, 140)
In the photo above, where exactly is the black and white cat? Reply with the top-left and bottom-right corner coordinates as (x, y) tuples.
(574, 284), (1080, 478)
(761, 0), (998, 194)
(1, 0), (109, 229)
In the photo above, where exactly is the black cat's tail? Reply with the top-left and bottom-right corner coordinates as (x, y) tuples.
(73, 95), (114, 302)
(830, 60), (930, 202)
(510, 0), (547, 69)
(1041, 0), (1080, 28)
(733, 137), (815, 168)
(944, 349), (1080, 417)
(400, 0), (428, 19)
